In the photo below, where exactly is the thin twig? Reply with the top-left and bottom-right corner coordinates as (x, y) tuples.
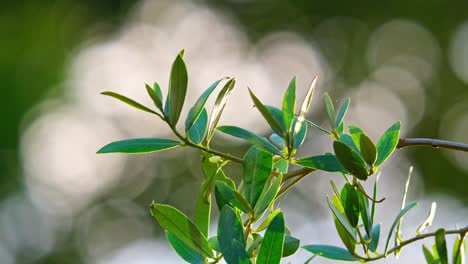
(398, 138), (468, 152)
(354, 226), (468, 262)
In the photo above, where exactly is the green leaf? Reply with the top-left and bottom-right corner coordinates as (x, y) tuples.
(97, 138), (181, 154)
(336, 121), (344, 136)
(384, 201), (418, 253)
(185, 78), (225, 131)
(435, 229), (448, 264)
(327, 195), (357, 246)
(150, 203), (213, 258)
(255, 209), (282, 232)
(145, 83), (164, 113)
(214, 181), (252, 214)
(101, 91), (160, 116)
(417, 202), (437, 235)
(208, 236), (220, 252)
(265, 105), (286, 132)
(302, 245), (358, 261)
(282, 235), (300, 257)
(207, 78), (236, 142)
(335, 98), (350, 128)
(253, 173), (282, 218)
(295, 154), (346, 173)
(375, 121), (401, 166)
(369, 224), (380, 252)
(324, 92), (336, 130)
(348, 125), (364, 149)
(290, 116), (307, 149)
(187, 108), (208, 144)
(423, 245), (437, 264)
(218, 206), (250, 264)
(453, 235), (466, 264)
(257, 212), (285, 264)
(292, 77), (317, 144)
(166, 231), (204, 264)
(247, 233), (263, 257)
(217, 126), (282, 156)
(194, 177), (211, 238)
(164, 53), (188, 125)
(282, 77), (296, 133)
(269, 134), (286, 150)
(340, 183), (360, 228)
(340, 133), (361, 155)
(306, 119), (331, 135)
(243, 147), (273, 208)
(333, 141), (369, 180)
(359, 133), (377, 166)
(249, 88), (284, 136)
(273, 158), (289, 174)
(357, 187), (372, 236)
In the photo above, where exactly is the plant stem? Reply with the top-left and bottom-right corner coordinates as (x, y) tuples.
(168, 123), (244, 163)
(398, 138), (468, 152)
(282, 167), (315, 182)
(277, 169), (315, 198)
(354, 226), (468, 262)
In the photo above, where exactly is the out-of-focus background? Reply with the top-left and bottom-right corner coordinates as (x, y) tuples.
(1, 0), (468, 263)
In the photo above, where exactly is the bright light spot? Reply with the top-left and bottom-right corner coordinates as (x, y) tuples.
(450, 21), (468, 84)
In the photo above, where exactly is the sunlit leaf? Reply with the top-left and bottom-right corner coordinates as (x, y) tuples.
(164, 53), (188, 125)
(218, 205), (250, 264)
(333, 141), (369, 180)
(215, 181), (251, 214)
(359, 133), (377, 166)
(375, 121), (401, 166)
(101, 91), (160, 116)
(340, 183), (360, 228)
(253, 173), (282, 218)
(435, 229), (448, 264)
(453, 235), (466, 264)
(348, 125), (364, 149)
(187, 108), (208, 144)
(207, 78), (236, 143)
(217, 126), (282, 156)
(295, 154), (346, 173)
(423, 245), (437, 264)
(243, 147), (273, 208)
(97, 138), (181, 154)
(302, 245), (358, 261)
(290, 116), (307, 149)
(208, 236), (220, 252)
(328, 195), (357, 247)
(357, 187), (372, 236)
(324, 92), (336, 129)
(293, 76), (317, 142)
(185, 78), (225, 131)
(417, 202), (437, 235)
(269, 134), (286, 150)
(257, 212), (285, 264)
(255, 209), (282, 232)
(339, 133), (361, 155)
(335, 98), (350, 128)
(249, 88), (284, 136)
(194, 176), (211, 238)
(384, 201), (418, 253)
(166, 231), (204, 264)
(282, 77), (296, 133)
(150, 203), (213, 258)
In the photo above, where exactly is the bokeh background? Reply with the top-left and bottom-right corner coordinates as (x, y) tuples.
(1, 0), (468, 263)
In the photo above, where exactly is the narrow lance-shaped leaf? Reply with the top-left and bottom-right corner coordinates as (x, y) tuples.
(166, 231), (204, 264)
(302, 245), (358, 261)
(282, 77), (296, 133)
(254, 173), (283, 218)
(207, 78), (236, 143)
(335, 98), (350, 128)
(375, 121), (401, 166)
(187, 108), (208, 145)
(423, 245), (437, 264)
(243, 146), (273, 208)
(164, 53), (188, 125)
(295, 154), (346, 173)
(289, 116), (307, 149)
(97, 138), (181, 154)
(101, 91), (160, 116)
(217, 126), (282, 156)
(359, 133), (377, 166)
(293, 76), (317, 142)
(265, 105), (285, 132)
(255, 209), (281, 232)
(150, 203), (213, 258)
(435, 229), (448, 264)
(348, 125), (364, 150)
(218, 206), (250, 264)
(257, 212), (285, 264)
(340, 183), (360, 228)
(215, 181), (251, 214)
(369, 224), (381, 252)
(384, 201), (418, 254)
(194, 176), (211, 238)
(185, 78), (225, 131)
(417, 202), (437, 235)
(357, 186), (372, 237)
(249, 88), (284, 136)
(453, 235), (466, 264)
(145, 83), (164, 113)
(324, 92), (336, 130)
(328, 195), (358, 243)
(333, 141), (369, 180)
